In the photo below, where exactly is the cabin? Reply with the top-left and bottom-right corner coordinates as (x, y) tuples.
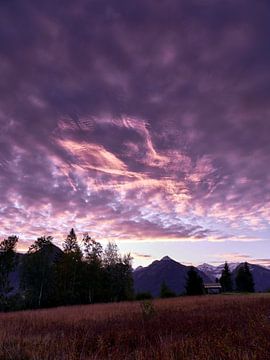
(204, 283), (222, 294)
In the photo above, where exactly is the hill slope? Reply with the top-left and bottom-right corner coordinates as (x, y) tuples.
(133, 256), (211, 297)
(7, 243), (63, 296)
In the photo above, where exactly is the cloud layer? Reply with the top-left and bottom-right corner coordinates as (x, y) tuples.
(1, 0), (270, 251)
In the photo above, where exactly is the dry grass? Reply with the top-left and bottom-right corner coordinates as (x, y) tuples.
(1, 294), (270, 359)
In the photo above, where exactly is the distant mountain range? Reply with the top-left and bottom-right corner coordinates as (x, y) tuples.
(133, 257), (270, 296)
(197, 262), (240, 280)
(133, 256), (211, 297)
(5, 251), (270, 298)
(197, 262), (270, 291)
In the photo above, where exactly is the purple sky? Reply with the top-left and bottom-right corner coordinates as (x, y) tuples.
(1, 0), (270, 267)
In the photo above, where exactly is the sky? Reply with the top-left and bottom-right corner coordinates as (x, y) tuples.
(1, 0), (270, 268)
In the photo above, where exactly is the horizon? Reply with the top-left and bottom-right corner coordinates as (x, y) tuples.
(12, 236), (270, 269)
(1, 1), (270, 268)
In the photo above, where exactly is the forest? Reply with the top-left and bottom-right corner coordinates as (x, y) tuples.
(0, 229), (134, 311)
(0, 229), (255, 312)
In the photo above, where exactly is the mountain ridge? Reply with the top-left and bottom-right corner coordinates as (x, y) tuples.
(134, 257), (270, 296)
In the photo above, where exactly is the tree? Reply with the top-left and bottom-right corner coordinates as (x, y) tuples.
(82, 233), (103, 303)
(118, 253), (134, 301)
(220, 262), (233, 292)
(103, 241), (120, 267)
(20, 236), (56, 308)
(83, 233), (103, 264)
(63, 228), (81, 254)
(0, 236), (18, 298)
(103, 243), (134, 302)
(160, 281), (176, 298)
(54, 229), (84, 305)
(235, 262), (254, 292)
(185, 267), (204, 295)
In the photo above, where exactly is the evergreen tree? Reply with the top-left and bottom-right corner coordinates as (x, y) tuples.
(63, 228), (81, 254)
(54, 229), (84, 305)
(160, 281), (176, 298)
(0, 236), (18, 301)
(220, 262), (233, 292)
(235, 262), (255, 292)
(185, 267), (204, 295)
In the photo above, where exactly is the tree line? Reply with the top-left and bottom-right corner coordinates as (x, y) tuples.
(0, 230), (134, 311)
(0, 231), (256, 311)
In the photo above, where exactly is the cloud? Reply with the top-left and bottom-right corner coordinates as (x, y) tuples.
(132, 252), (152, 260)
(0, 0), (270, 251)
(212, 253), (270, 267)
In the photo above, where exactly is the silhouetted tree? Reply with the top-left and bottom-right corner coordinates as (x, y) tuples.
(220, 262), (233, 292)
(117, 253), (134, 301)
(0, 236), (19, 308)
(103, 242), (134, 301)
(185, 267), (204, 295)
(160, 281), (176, 298)
(235, 262), (254, 292)
(82, 233), (103, 303)
(55, 229), (84, 305)
(103, 241), (120, 266)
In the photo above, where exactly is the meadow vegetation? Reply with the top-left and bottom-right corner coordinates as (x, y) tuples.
(1, 294), (270, 360)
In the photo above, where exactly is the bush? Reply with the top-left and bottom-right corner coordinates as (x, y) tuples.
(140, 300), (156, 320)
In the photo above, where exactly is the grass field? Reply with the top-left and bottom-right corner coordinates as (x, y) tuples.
(1, 294), (270, 359)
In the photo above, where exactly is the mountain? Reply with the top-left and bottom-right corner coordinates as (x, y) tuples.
(197, 262), (240, 281)
(7, 243), (63, 296)
(134, 266), (143, 272)
(232, 263), (270, 292)
(133, 256), (211, 297)
(7, 253), (24, 295)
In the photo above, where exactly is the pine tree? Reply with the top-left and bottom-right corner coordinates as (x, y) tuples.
(55, 229), (83, 305)
(185, 267), (204, 295)
(235, 262), (254, 292)
(220, 262), (233, 292)
(63, 228), (81, 254)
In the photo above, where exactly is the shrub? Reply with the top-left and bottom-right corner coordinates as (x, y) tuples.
(140, 300), (156, 320)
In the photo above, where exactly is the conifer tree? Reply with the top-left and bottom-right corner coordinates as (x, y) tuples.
(220, 262), (233, 292)
(55, 229), (83, 304)
(235, 262), (254, 292)
(185, 267), (204, 295)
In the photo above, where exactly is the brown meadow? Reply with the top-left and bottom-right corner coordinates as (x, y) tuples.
(1, 294), (270, 360)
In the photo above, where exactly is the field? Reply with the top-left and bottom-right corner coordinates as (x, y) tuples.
(1, 294), (270, 360)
